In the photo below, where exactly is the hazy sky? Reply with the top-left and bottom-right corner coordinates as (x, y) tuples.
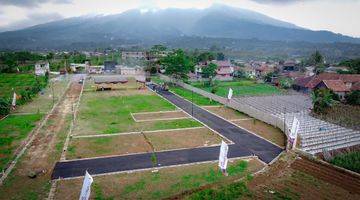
(0, 0), (359, 37)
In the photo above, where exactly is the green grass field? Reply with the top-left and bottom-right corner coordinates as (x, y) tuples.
(74, 93), (201, 135)
(191, 80), (281, 97)
(0, 113), (43, 171)
(170, 86), (220, 106)
(0, 73), (47, 98)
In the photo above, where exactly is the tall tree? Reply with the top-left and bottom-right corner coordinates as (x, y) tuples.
(311, 88), (335, 114)
(160, 49), (194, 80)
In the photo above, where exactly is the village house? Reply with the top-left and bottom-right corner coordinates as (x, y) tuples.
(87, 65), (104, 74)
(212, 60), (234, 81)
(121, 51), (146, 60)
(294, 73), (360, 97)
(115, 66), (144, 76)
(35, 61), (50, 76)
(255, 64), (273, 78)
(104, 61), (117, 73)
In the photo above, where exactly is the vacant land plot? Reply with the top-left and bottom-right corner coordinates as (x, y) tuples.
(170, 86), (220, 106)
(67, 127), (223, 159)
(0, 73), (46, 98)
(54, 158), (265, 199)
(132, 110), (189, 121)
(234, 119), (285, 147)
(73, 89), (202, 136)
(192, 80), (281, 97)
(203, 106), (249, 121)
(0, 114), (43, 171)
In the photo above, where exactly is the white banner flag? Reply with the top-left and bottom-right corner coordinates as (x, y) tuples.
(218, 140), (229, 170)
(79, 171), (93, 200)
(12, 92), (17, 107)
(227, 88), (233, 100)
(289, 117), (300, 149)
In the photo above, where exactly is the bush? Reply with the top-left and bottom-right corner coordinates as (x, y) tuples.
(0, 97), (11, 115)
(330, 151), (360, 173)
(279, 77), (294, 89)
(345, 91), (360, 105)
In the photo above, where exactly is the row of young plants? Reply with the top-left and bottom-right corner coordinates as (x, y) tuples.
(0, 73), (48, 116)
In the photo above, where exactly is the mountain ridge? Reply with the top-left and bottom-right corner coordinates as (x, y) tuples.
(0, 4), (359, 50)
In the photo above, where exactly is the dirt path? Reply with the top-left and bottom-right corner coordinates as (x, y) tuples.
(0, 81), (82, 200)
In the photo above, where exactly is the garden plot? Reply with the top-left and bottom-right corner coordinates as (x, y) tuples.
(67, 127), (224, 160)
(54, 158), (265, 200)
(131, 110), (189, 122)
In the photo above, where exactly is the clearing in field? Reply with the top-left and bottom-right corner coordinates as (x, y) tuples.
(203, 105), (250, 121)
(191, 79), (281, 97)
(131, 110), (189, 122)
(67, 127), (223, 159)
(54, 158), (265, 200)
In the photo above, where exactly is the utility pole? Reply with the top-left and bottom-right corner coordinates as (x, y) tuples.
(191, 89), (194, 117)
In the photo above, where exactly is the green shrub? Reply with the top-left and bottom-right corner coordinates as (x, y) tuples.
(345, 91), (360, 105)
(330, 151), (360, 173)
(0, 97), (11, 115)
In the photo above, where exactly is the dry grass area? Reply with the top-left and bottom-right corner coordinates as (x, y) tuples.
(132, 110), (189, 121)
(66, 127), (223, 160)
(54, 158), (265, 200)
(203, 106), (249, 121)
(234, 119), (286, 148)
(0, 82), (80, 200)
(248, 153), (360, 200)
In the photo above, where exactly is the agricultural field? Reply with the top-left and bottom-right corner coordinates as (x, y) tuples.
(170, 86), (220, 106)
(191, 79), (282, 97)
(55, 158), (264, 199)
(0, 114), (43, 171)
(0, 73), (47, 98)
(329, 151), (360, 173)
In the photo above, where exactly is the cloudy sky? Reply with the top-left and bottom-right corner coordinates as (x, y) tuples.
(0, 0), (359, 37)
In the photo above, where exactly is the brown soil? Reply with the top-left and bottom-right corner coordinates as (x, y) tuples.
(0, 81), (82, 200)
(132, 111), (188, 121)
(203, 106), (249, 120)
(248, 153), (360, 200)
(234, 119), (286, 148)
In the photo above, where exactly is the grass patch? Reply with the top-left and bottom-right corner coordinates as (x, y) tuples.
(75, 93), (202, 135)
(191, 79), (281, 97)
(170, 86), (220, 106)
(0, 114), (43, 171)
(329, 151), (360, 173)
(0, 73), (46, 98)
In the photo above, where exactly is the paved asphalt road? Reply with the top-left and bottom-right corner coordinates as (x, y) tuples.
(51, 84), (282, 179)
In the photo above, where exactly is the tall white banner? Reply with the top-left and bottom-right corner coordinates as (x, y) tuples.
(218, 140), (229, 170)
(227, 88), (233, 100)
(79, 171), (93, 200)
(12, 92), (17, 107)
(289, 117), (300, 149)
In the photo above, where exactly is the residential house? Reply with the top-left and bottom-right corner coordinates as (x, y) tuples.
(315, 80), (350, 100)
(294, 73), (360, 95)
(35, 61), (50, 76)
(116, 66), (145, 76)
(212, 60), (234, 81)
(104, 61), (117, 73)
(121, 51), (146, 60)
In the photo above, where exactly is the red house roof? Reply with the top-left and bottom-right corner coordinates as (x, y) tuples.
(295, 73), (360, 89)
(320, 80), (350, 92)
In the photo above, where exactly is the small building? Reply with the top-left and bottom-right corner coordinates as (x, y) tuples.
(87, 66), (104, 74)
(35, 61), (50, 76)
(121, 52), (146, 60)
(315, 80), (350, 100)
(116, 66), (144, 76)
(93, 76), (128, 90)
(241, 66), (256, 78)
(104, 61), (117, 73)
(212, 60), (234, 81)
